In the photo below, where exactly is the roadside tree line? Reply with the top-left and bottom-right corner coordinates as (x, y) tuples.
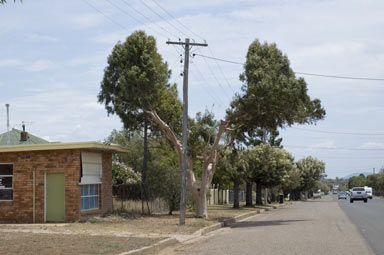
(99, 31), (326, 218)
(347, 173), (384, 195)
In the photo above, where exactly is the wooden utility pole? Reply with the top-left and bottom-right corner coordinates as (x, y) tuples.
(166, 38), (207, 225)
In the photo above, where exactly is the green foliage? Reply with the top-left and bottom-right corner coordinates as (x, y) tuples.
(281, 164), (301, 193)
(106, 129), (143, 173)
(296, 156), (326, 191)
(247, 144), (294, 187)
(227, 39), (325, 134)
(312, 181), (330, 193)
(366, 174), (382, 191)
(98, 30), (182, 131)
(215, 149), (248, 187)
(112, 162), (141, 186)
(107, 128), (181, 214)
(348, 175), (367, 189)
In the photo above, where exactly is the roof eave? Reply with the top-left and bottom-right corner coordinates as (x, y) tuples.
(0, 141), (129, 153)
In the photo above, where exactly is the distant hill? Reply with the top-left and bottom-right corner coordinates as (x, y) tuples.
(343, 172), (373, 179)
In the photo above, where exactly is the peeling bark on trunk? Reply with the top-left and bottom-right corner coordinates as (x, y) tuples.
(147, 110), (228, 218)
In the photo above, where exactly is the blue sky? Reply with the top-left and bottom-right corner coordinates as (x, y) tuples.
(1, 0), (384, 178)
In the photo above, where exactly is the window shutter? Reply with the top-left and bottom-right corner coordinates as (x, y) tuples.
(81, 152), (102, 184)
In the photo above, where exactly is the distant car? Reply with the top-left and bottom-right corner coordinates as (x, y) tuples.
(313, 192), (322, 199)
(350, 187), (368, 203)
(364, 186), (373, 199)
(338, 191), (347, 200)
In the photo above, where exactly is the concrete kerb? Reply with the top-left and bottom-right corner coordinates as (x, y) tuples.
(118, 237), (179, 255)
(127, 203), (288, 254)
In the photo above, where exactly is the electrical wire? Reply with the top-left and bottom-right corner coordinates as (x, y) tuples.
(139, 0), (189, 38)
(285, 145), (384, 151)
(82, 0), (129, 31)
(120, 0), (180, 40)
(290, 127), (384, 136)
(104, 0), (169, 40)
(207, 47), (237, 94)
(147, 0), (206, 42)
(194, 53), (384, 81)
(196, 49), (232, 101)
(190, 62), (225, 108)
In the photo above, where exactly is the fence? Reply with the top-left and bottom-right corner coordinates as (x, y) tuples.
(112, 184), (169, 214)
(113, 184), (248, 213)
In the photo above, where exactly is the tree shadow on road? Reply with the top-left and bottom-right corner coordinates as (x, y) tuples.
(228, 219), (309, 228)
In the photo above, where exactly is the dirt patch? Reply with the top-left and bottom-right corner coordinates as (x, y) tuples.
(0, 232), (160, 255)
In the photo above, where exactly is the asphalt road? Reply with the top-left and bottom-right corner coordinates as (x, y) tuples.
(337, 195), (384, 255)
(160, 195), (374, 255)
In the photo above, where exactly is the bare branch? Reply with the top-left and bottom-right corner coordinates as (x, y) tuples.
(146, 110), (182, 157)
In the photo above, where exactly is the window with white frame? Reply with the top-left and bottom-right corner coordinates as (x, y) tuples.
(81, 184), (99, 210)
(0, 164), (13, 201)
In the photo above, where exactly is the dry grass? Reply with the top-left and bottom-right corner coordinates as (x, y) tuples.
(0, 232), (161, 255)
(0, 202), (284, 255)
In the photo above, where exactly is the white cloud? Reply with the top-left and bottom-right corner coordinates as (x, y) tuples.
(361, 142), (384, 149)
(70, 13), (105, 29)
(0, 59), (24, 68)
(25, 60), (58, 72)
(25, 33), (59, 42)
(92, 31), (127, 45)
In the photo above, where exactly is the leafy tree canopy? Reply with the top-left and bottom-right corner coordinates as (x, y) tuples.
(227, 40), (326, 132)
(296, 156), (326, 191)
(98, 30), (182, 131)
(247, 144), (294, 187)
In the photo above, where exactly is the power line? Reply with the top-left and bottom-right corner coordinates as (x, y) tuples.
(196, 49), (232, 101)
(82, 0), (129, 31)
(290, 127), (384, 136)
(194, 53), (384, 81)
(147, 0), (206, 41)
(120, 0), (180, 40)
(139, 0), (189, 38)
(104, 0), (169, 39)
(295, 72), (384, 81)
(285, 145), (384, 151)
(206, 47), (236, 94)
(190, 61), (225, 108)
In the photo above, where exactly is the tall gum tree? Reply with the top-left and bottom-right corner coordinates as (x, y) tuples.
(98, 31), (182, 213)
(227, 40), (326, 205)
(99, 31), (229, 218)
(148, 110), (230, 217)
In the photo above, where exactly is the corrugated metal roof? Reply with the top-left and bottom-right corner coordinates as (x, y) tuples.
(0, 128), (49, 146)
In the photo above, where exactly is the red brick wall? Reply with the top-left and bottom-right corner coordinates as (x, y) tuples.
(0, 149), (113, 223)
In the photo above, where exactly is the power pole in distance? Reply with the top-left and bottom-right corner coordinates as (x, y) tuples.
(166, 38), (207, 225)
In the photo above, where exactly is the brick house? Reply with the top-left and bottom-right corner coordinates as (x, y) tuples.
(0, 141), (128, 223)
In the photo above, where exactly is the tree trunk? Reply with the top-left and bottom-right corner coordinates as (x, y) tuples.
(146, 110), (229, 218)
(233, 179), (240, 208)
(141, 120), (148, 214)
(195, 191), (208, 218)
(256, 180), (262, 205)
(264, 188), (268, 204)
(246, 181), (253, 206)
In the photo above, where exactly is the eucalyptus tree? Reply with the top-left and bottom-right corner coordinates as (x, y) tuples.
(216, 149), (248, 208)
(247, 144), (294, 205)
(227, 40), (326, 203)
(98, 31), (182, 213)
(296, 156), (326, 197)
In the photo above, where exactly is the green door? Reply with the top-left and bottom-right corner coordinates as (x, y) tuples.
(46, 173), (65, 222)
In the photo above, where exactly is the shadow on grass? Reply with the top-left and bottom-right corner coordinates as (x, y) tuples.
(228, 219), (309, 228)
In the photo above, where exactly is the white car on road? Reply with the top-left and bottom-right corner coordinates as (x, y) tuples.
(350, 187), (368, 203)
